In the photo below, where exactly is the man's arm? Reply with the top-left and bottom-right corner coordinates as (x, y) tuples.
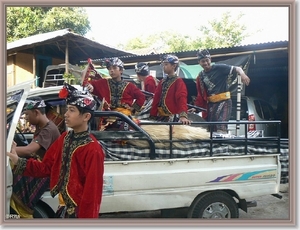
(15, 142), (41, 158)
(235, 66), (250, 86)
(131, 84), (146, 111)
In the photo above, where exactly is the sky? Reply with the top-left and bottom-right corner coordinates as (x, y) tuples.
(84, 6), (289, 49)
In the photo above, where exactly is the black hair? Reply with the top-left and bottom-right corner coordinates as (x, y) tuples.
(75, 105), (95, 124)
(174, 64), (179, 72)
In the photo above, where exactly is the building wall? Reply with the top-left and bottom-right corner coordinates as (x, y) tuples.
(52, 58), (64, 65)
(6, 55), (15, 87)
(6, 53), (64, 88)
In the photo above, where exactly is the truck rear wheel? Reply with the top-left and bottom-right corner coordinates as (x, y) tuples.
(187, 191), (239, 219)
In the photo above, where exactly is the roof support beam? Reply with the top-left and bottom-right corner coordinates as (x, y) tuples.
(65, 38), (69, 74)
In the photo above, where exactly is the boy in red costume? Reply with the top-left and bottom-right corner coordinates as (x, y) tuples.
(135, 62), (157, 94)
(150, 55), (191, 125)
(7, 83), (105, 218)
(86, 57), (145, 116)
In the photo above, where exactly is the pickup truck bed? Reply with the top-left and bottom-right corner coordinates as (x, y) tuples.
(91, 111), (288, 184)
(37, 111), (287, 219)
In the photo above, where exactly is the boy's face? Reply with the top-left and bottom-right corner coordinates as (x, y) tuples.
(162, 62), (176, 75)
(108, 65), (122, 80)
(137, 74), (145, 82)
(64, 105), (90, 130)
(199, 57), (211, 71)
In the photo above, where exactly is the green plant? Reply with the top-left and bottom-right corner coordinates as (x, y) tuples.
(63, 72), (81, 84)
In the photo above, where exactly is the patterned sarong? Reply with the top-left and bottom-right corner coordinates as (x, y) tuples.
(207, 99), (232, 132)
(11, 174), (50, 217)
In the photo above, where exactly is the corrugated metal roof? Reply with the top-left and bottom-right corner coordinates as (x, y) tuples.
(7, 28), (134, 64)
(82, 40), (288, 65)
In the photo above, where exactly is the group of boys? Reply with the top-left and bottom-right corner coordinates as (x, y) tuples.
(7, 49), (250, 219)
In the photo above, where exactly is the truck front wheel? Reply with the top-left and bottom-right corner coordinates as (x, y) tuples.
(187, 191), (239, 219)
(33, 204), (51, 218)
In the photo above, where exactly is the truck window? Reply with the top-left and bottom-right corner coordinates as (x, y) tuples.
(254, 100), (263, 119)
(260, 100), (276, 120)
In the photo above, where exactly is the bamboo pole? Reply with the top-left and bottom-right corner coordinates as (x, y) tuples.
(32, 46), (36, 88)
(236, 74), (242, 135)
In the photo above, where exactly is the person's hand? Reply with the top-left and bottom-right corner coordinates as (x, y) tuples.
(11, 141), (17, 150)
(179, 117), (191, 125)
(188, 108), (196, 113)
(241, 75), (250, 86)
(86, 83), (94, 93)
(7, 142), (19, 165)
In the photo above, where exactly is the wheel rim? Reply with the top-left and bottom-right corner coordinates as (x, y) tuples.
(202, 202), (231, 219)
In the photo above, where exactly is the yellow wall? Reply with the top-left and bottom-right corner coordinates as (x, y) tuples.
(6, 53), (65, 88)
(6, 56), (15, 87)
(16, 53), (34, 85)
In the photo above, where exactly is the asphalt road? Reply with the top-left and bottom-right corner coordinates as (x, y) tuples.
(100, 184), (289, 219)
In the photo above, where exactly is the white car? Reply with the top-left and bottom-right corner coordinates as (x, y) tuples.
(228, 96), (279, 137)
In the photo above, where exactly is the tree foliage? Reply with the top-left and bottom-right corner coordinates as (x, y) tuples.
(119, 11), (250, 53)
(6, 7), (91, 42)
(194, 11), (249, 49)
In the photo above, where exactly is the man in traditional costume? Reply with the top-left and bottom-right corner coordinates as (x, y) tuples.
(195, 49), (250, 133)
(8, 83), (105, 218)
(11, 97), (61, 218)
(149, 55), (191, 125)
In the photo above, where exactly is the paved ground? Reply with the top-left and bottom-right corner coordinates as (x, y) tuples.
(239, 184), (289, 219)
(100, 184), (290, 219)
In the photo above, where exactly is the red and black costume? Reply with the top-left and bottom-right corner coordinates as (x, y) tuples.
(150, 75), (188, 122)
(143, 75), (157, 94)
(13, 83), (105, 218)
(90, 78), (145, 114)
(14, 131), (105, 218)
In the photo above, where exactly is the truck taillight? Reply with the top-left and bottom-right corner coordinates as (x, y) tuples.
(248, 114), (256, 131)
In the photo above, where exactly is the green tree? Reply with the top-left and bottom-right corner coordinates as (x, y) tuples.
(119, 30), (194, 53)
(118, 11), (250, 53)
(6, 7), (90, 42)
(192, 11), (249, 49)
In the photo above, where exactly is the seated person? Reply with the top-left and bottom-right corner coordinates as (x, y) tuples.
(11, 97), (60, 218)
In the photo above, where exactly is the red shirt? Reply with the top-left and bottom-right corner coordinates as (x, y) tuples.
(91, 78), (145, 111)
(144, 75), (157, 94)
(21, 131), (105, 218)
(195, 75), (208, 119)
(150, 76), (188, 117)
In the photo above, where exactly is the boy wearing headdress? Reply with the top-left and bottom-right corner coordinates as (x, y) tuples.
(150, 55), (191, 125)
(195, 49), (250, 133)
(11, 96), (61, 218)
(86, 57), (145, 116)
(135, 62), (157, 94)
(7, 83), (105, 218)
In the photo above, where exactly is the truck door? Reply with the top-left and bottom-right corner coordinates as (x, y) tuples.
(6, 79), (34, 217)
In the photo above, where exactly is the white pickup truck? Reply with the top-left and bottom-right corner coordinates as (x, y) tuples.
(5, 83), (288, 220)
